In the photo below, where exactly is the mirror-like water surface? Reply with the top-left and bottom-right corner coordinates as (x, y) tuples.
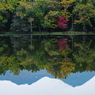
(0, 35), (95, 95)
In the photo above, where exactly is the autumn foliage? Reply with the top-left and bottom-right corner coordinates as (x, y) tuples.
(56, 17), (68, 29)
(56, 38), (68, 50)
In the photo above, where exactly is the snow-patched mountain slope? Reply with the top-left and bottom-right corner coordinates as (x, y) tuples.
(0, 76), (95, 95)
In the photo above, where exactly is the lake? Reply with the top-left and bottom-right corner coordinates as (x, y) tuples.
(0, 34), (95, 95)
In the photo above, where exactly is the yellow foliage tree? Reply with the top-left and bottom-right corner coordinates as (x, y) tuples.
(47, 58), (75, 79)
(58, 0), (75, 20)
(59, 0), (75, 9)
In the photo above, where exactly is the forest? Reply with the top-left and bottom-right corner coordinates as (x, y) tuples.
(0, 0), (95, 34)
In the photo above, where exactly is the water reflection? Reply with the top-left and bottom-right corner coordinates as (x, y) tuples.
(0, 35), (95, 94)
(0, 35), (95, 78)
(0, 70), (95, 87)
(0, 76), (95, 95)
(0, 70), (55, 85)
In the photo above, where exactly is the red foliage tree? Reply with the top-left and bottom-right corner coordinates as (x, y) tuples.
(56, 17), (68, 29)
(56, 38), (68, 50)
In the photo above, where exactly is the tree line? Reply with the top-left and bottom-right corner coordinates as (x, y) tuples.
(0, 0), (95, 33)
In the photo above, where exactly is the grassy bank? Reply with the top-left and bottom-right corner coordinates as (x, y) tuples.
(0, 31), (95, 35)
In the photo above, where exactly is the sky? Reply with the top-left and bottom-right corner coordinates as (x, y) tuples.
(0, 76), (95, 95)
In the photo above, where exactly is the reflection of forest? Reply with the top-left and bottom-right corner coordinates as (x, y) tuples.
(0, 35), (95, 79)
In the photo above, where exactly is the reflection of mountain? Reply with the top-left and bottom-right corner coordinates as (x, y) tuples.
(0, 70), (55, 85)
(0, 76), (95, 95)
(61, 71), (95, 87)
(0, 70), (95, 87)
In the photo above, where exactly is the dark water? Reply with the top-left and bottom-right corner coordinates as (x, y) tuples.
(0, 35), (95, 88)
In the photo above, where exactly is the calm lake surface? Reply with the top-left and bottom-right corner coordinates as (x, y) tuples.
(0, 35), (95, 95)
